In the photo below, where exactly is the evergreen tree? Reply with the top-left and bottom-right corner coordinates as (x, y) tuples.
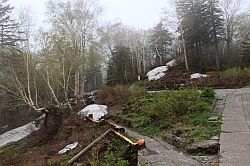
(85, 45), (103, 91)
(0, 0), (20, 47)
(206, 0), (224, 70)
(240, 34), (250, 68)
(150, 22), (173, 65)
(176, 0), (224, 71)
(107, 46), (134, 85)
(176, 0), (209, 71)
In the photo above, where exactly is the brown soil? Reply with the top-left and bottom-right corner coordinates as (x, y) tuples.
(0, 106), (134, 166)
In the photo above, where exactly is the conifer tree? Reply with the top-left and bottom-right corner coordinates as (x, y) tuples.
(0, 0), (20, 47)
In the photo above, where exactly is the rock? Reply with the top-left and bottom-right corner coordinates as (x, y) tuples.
(173, 136), (182, 143)
(208, 116), (219, 122)
(171, 136), (183, 147)
(174, 129), (183, 137)
(211, 136), (219, 141)
(191, 156), (216, 166)
(187, 140), (219, 154)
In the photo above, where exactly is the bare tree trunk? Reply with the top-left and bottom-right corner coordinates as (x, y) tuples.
(5, 65), (47, 112)
(62, 57), (72, 110)
(181, 27), (189, 72)
(226, 36), (231, 68)
(34, 74), (39, 108)
(155, 45), (162, 65)
(74, 71), (80, 97)
(142, 44), (146, 73)
(44, 70), (60, 105)
(25, 51), (35, 108)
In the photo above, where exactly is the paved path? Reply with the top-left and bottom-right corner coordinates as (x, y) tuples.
(218, 88), (250, 166)
(126, 129), (201, 166)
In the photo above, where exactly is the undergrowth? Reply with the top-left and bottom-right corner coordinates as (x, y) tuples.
(119, 87), (220, 153)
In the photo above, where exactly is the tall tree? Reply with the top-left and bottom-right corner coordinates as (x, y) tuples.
(0, 0), (20, 47)
(240, 33), (250, 68)
(220, 0), (249, 67)
(46, 0), (103, 102)
(107, 46), (133, 85)
(85, 44), (103, 91)
(176, 0), (225, 71)
(150, 22), (173, 65)
(206, 0), (224, 70)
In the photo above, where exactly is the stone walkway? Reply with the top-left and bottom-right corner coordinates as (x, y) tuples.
(218, 88), (250, 166)
(126, 129), (201, 166)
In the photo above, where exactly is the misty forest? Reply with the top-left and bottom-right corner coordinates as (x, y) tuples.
(0, 0), (250, 165)
(0, 0), (248, 126)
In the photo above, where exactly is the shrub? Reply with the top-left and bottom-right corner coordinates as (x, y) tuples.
(123, 88), (208, 127)
(104, 152), (128, 166)
(223, 67), (242, 76)
(140, 117), (151, 127)
(201, 87), (215, 99)
(61, 150), (74, 166)
(168, 89), (206, 116)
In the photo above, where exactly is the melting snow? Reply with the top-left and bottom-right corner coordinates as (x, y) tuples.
(78, 104), (108, 120)
(146, 59), (177, 81)
(190, 73), (208, 79)
(166, 59), (176, 67)
(58, 142), (78, 155)
(147, 66), (168, 81)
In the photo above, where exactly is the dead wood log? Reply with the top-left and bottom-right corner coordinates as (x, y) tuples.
(68, 129), (112, 165)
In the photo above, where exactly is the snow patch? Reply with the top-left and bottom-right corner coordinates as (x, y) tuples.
(58, 142), (78, 155)
(146, 59), (177, 81)
(166, 59), (176, 67)
(190, 73), (208, 79)
(147, 66), (168, 81)
(78, 104), (108, 120)
(0, 115), (45, 148)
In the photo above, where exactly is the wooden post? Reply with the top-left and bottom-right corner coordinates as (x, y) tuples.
(68, 129), (112, 165)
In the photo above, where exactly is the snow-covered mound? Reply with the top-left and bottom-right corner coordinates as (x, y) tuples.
(147, 59), (177, 81)
(147, 66), (168, 81)
(166, 59), (176, 67)
(78, 104), (108, 120)
(190, 73), (208, 79)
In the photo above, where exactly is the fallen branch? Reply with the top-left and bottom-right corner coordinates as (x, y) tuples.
(111, 129), (145, 147)
(68, 118), (146, 165)
(68, 129), (112, 165)
(86, 116), (125, 133)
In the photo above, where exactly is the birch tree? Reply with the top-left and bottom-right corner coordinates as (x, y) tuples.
(46, 0), (102, 101)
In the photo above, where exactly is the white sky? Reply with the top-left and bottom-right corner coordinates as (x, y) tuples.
(8, 0), (250, 29)
(99, 0), (169, 29)
(8, 0), (169, 29)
